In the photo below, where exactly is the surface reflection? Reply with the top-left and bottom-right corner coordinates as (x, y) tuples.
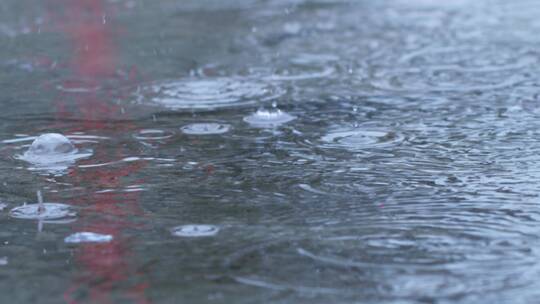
(46, 0), (150, 303)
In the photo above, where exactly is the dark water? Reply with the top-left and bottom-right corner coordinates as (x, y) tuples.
(1, 0), (540, 303)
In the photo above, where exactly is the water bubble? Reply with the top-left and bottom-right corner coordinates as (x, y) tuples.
(64, 232), (113, 244)
(243, 109), (296, 128)
(133, 78), (284, 111)
(171, 225), (220, 237)
(16, 133), (92, 175)
(27, 133), (76, 155)
(180, 123), (231, 135)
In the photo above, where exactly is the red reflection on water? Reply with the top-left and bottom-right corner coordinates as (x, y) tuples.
(44, 0), (150, 303)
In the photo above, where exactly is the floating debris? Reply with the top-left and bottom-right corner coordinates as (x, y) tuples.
(171, 225), (220, 237)
(64, 232), (113, 244)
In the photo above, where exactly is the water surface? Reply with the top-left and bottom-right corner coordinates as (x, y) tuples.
(1, 0), (540, 303)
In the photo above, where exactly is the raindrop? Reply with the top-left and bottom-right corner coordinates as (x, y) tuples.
(171, 224), (220, 237)
(64, 232), (113, 244)
(180, 123), (231, 135)
(243, 109), (296, 128)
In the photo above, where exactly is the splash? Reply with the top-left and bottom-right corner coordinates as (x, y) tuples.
(180, 123), (231, 135)
(9, 191), (76, 220)
(243, 109), (296, 128)
(171, 225), (220, 237)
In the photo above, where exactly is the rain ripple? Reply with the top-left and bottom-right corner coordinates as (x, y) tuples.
(132, 77), (284, 111)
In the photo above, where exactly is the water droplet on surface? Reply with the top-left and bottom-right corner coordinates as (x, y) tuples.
(0, 257), (7, 266)
(133, 78), (283, 111)
(64, 232), (113, 244)
(243, 109), (296, 128)
(16, 133), (92, 175)
(171, 225), (220, 237)
(180, 123), (231, 135)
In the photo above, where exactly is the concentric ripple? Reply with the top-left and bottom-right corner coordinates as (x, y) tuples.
(320, 126), (404, 151)
(133, 129), (175, 141)
(133, 78), (284, 111)
(368, 46), (535, 94)
(180, 123), (231, 135)
(270, 53), (339, 81)
(224, 213), (538, 301)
